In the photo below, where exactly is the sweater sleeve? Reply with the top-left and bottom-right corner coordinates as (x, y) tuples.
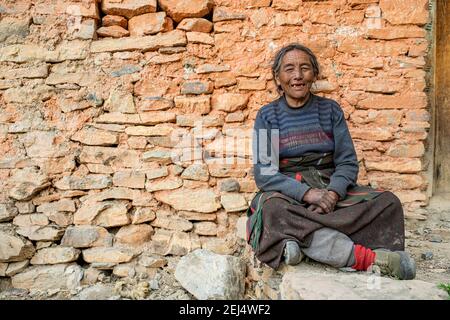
(326, 104), (359, 199)
(252, 109), (311, 202)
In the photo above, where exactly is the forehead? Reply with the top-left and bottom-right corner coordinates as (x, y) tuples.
(280, 50), (312, 66)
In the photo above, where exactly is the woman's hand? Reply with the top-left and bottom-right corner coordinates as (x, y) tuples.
(303, 189), (339, 214)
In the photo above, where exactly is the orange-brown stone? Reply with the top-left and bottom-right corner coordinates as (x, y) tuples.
(379, 0), (429, 25)
(177, 18), (213, 33)
(158, 0), (213, 23)
(128, 12), (174, 36)
(102, 15), (128, 28)
(96, 26), (130, 38)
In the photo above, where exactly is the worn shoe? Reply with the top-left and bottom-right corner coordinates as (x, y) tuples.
(371, 250), (416, 280)
(283, 241), (304, 266)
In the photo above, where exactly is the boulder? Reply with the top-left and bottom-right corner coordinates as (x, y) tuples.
(54, 174), (112, 190)
(16, 225), (64, 241)
(115, 224), (154, 245)
(155, 188), (221, 213)
(101, 0), (157, 19)
(0, 231), (35, 262)
(280, 263), (448, 300)
(8, 167), (50, 201)
(30, 247), (81, 265)
(128, 12), (173, 36)
(61, 225), (113, 248)
(0, 203), (18, 222)
(11, 264), (83, 291)
(158, 0), (213, 23)
(82, 247), (135, 264)
(220, 193), (248, 212)
(174, 249), (245, 299)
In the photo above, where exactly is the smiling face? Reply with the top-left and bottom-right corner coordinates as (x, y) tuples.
(275, 49), (317, 108)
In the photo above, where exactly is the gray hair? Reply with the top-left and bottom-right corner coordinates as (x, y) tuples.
(271, 43), (320, 94)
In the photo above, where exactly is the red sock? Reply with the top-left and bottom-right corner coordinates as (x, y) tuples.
(351, 244), (376, 271)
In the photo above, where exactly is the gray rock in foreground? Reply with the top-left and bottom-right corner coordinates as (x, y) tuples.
(72, 283), (119, 300)
(174, 249), (245, 300)
(11, 264), (83, 291)
(280, 263), (448, 300)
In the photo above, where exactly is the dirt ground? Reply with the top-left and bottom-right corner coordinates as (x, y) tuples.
(404, 194), (450, 286)
(1, 195), (449, 300)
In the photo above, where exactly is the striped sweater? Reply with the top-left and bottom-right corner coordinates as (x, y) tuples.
(252, 94), (359, 201)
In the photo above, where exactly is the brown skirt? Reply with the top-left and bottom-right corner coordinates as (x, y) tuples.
(252, 191), (405, 269)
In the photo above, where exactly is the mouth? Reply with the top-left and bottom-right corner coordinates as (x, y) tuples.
(290, 83), (306, 90)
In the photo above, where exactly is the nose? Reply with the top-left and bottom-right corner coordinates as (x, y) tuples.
(292, 68), (303, 79)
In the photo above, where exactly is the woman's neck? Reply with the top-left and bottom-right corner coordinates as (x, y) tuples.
(284, 92), (311, 108)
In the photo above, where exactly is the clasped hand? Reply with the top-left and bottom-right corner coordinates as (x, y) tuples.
(303, 188), (339, 214)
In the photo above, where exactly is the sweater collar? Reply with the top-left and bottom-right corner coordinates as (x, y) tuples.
(279, 94), (315, 114)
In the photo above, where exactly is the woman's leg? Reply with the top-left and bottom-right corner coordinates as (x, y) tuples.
(301, 227), (355, 268)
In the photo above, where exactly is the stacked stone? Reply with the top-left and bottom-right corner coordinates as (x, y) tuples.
(0, 0), (431, 292)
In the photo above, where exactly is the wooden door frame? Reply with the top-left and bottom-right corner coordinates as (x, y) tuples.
(432, 0), (450, 195)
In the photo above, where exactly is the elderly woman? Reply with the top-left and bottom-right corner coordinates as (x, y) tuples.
(247, 43), (416, 280)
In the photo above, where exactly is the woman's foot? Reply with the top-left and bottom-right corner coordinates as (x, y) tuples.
(283, 241), (304, 266)
(370, 250), (416, 280)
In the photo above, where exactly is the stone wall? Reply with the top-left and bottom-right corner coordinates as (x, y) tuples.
(0, 0), (431, 290)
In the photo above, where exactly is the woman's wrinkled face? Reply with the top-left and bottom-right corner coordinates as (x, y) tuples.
(275, 49), (316, 107)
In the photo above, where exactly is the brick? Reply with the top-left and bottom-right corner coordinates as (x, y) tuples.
(358, 93), (427, 109)
(225, 111), (245, 123)
(58, 1), (99, 19)
(176, 114), (224, 127)
(125, 124), (174, 136)
(146, 53), (182, 64)
(249, 9), (270, 28)
(96, 26), (130, 38)
(214, 75), (237, 88)
(366, 26), (426, 40)
(365, 158), (422, 173)
(128, 12), (173, 36)
(79, 146), (141, 168)
(113, 170), (146, 189)
(186, 32), (214, 45)
(115, 224), (154, 245)
(45, 72), (96, 87)
(174, 96), (211, 115)
(379, 0), (429, 25)
(272, 0), (300, 11)
(307, 4), (338, 25)
(368, 172), (423, 190)
(340, 56), (384, 69)
(365, 5), (381, 18)
(386, 142), (425, 158)
(274, 12), (303, 26)
(181, 81), (214, 95)
(193, 222), (218, 236)
(90, 30), (187, 53)
(211, 93), (249, 112)
(237, 79), (266, 91)
(71, 127), (118, 146)
(155, 188), (221, 213)
(177, 18), (213, 33)
(102, 15), (128, 28)
(101, 0), (157, 19)
(0, 65), (48, 80)
(213, 7), (246, 22)
(351, 110), (403, 127)
(349, 78), (403, 94)
(159, 0), (214, 23)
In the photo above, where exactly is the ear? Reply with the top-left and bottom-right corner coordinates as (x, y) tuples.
(274, 74), (281, 86)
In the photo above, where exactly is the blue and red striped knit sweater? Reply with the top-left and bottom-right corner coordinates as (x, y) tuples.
(252, 94), (359, 202)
